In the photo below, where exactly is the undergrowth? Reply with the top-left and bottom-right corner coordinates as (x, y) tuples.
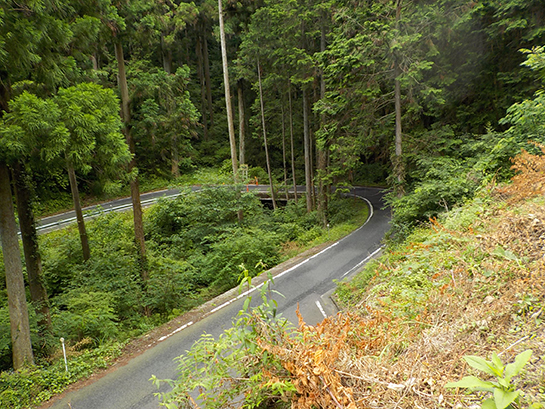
(0, 341), (125, 408)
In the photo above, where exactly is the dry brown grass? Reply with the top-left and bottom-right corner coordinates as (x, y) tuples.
(500, 142), (545, 202)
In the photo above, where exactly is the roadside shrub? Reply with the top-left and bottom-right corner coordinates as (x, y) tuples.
(199, 228), (281, 291)
(327, 195), (361, 225)
(0, 341), (124, 409)
(145, 255), (201, 316)
(147, 187), (263, 248)
(296, 226), (324, 244)
(52, 290), (119, 345)
(40, 228), (82, 296)
(67, 252), (142, 321)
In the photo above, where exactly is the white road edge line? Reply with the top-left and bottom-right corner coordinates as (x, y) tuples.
(315, 300), (328, 319)
(158, 321), (194, 342)
(342, 246), (384, 278)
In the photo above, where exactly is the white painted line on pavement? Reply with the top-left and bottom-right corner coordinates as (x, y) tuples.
(158, 321), (194, 342)
(342, 246), (384, 278)
(315, 300), (327, 319)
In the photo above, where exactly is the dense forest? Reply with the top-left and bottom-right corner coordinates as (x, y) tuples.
(1, 0), (545, 403)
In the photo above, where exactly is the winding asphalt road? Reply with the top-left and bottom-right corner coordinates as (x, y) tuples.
(44, 186), (390, 409)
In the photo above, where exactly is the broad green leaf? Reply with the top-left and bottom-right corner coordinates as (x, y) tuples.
(491, 353), (504, 374)
(242, 297), (251, 312)
(504, 350), (532, 382)
(482, 398), (497, 409)
(497, 377), (510, 389)
(494, 388), (519, 409)
(445, 376), (496, 392)
(464, 355), (502, 377)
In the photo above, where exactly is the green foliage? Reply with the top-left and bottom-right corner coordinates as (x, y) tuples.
(40, 227), (83, 296)
(129, 64), (199, 177)
(386, 129), (520, 241)
(54, 82), (130, 179)
(327, 195), (364, 226)
(176, 167), (234, 186)
(146, 187), (261, 248)
(1, 92), (68, 163)
(152, 276), (294, 409)
(446, 350), (533, 409)
(521, 46), (545, 75)
(52, 290), (119, 345)
(145, 255), (200, 316)
(0, 342), (125, 409)
(199, 228), (281, 291)
(500, 48), (545, 152)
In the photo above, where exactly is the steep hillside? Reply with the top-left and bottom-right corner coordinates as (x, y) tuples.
(333, 191), (545, 408)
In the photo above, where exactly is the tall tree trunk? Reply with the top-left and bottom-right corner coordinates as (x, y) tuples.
(114, 39), (148, 281)
(309, 118), (315, 209)
(171, 134), (180, 178)
(196, 34), (209, 140)
(289, 84), (297, 202)
(163, 47), (180, 179)
(0, 162), (34, 370)
(303, 89), (313, 212)
(218, 0), (242, 221)
(317, 14), (328, 226)
(91, 54), (99, 70)
(12, 162), (51, 333)
(257, 59), (277, 210)
(203, 35), (214, 128)
(394, 0), (405, 196)
(238, 80), (245, 165)
(66, 159), (91, 261)
(161, 34), (173, 74)
(218, 0), (238, 183)
(281, 103), (288, 200)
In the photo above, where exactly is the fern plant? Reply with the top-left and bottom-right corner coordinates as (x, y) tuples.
(446, 350), (532, 409)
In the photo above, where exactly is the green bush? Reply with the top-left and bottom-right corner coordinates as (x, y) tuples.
(145, 255), (201, 316)
(199, 228), (281, 292)
(52, 290), (119, 345)
(0, 342), (124, 409)
(40, 228), (83, 296)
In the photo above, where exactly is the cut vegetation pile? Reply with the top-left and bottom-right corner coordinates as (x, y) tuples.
(331, 197), (545, 408)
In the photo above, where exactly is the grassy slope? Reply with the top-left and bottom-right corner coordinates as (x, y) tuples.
(333, 188), (545, 408)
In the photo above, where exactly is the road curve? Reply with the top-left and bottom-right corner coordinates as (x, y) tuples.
(44, 187), (390, 409)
